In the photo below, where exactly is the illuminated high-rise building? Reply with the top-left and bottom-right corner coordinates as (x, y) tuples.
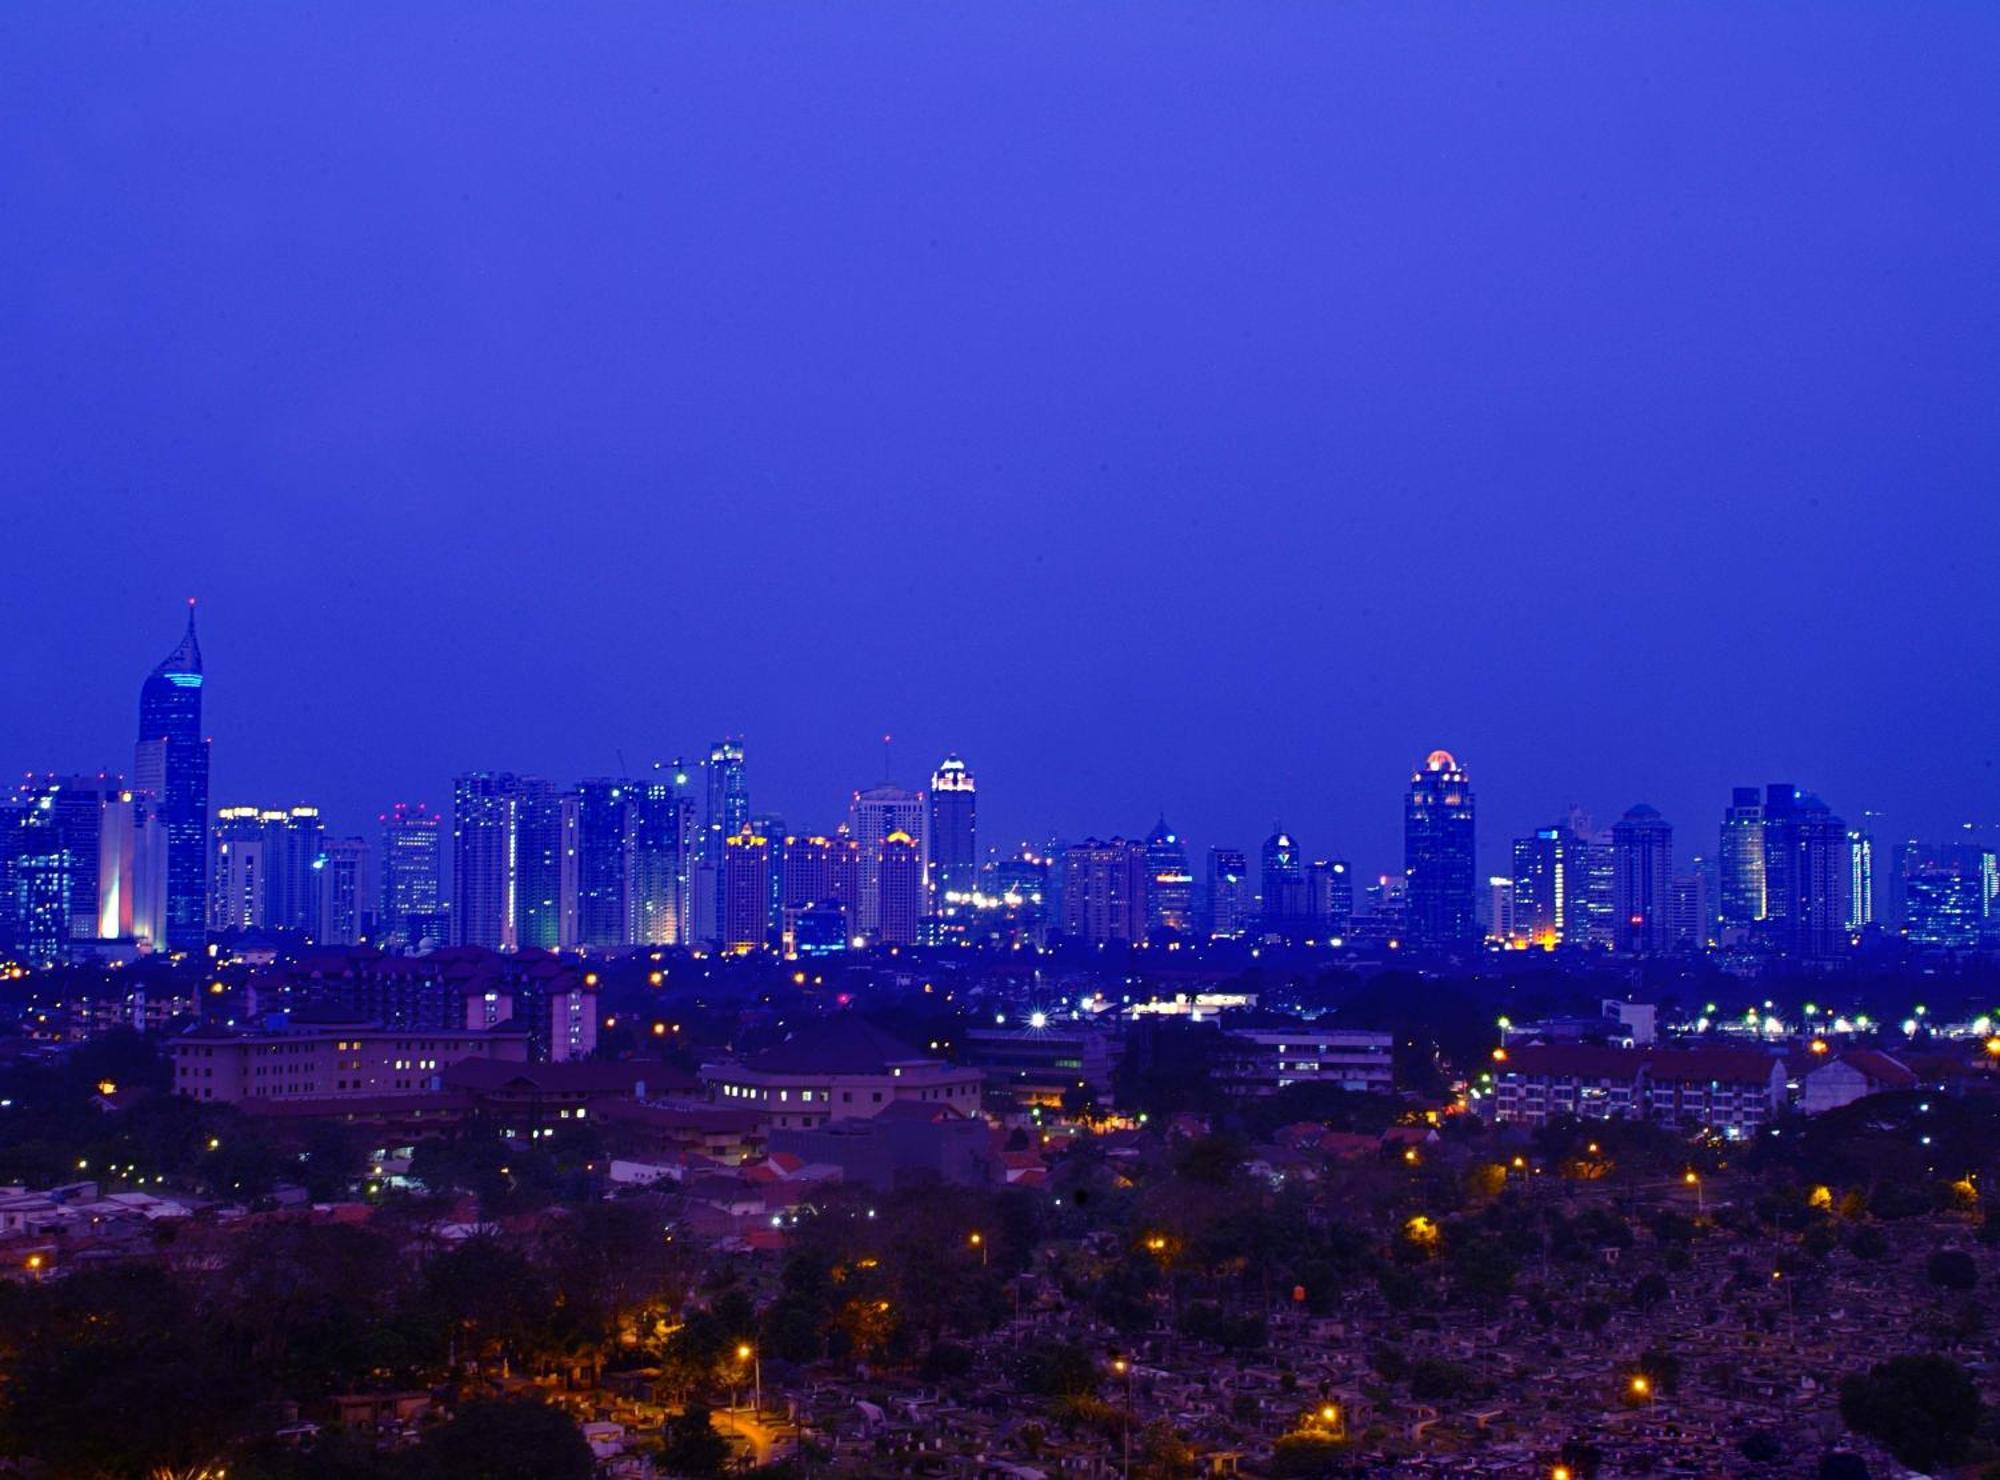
(451, 772), (565, 950)
(1611, 803), (1674, 953)
(1403, 750), (1477, 950)
(721, 825), (773, 953)
(1902, 844), (1991, 948)
(1486, 876), (1517, 944)
(928, 755), (978, 905)
(1306, 859), (1354, 938)
(1061, 837), (1149, 945)
(1206, 846), (1250, 938)
(314, 836), (371, 946)
(694, 738), (748, 945)
(780, 833), (858, 949)
(1845, 830), (1874, 933)
(850, 783), (926, 937)
(269, 807), (325, 934)
(573, 778), (633, 947)
(379, 802), (443, 944)
(1144, 817), (1194, 935)
(133, 602), (209, 951)
(1260, 829), (1305, 936)
(1667, 871), (1710, 952)
(628, 764), (696, 946)
(1717, 787), (1767, 939)
(876, 830), (926, 946)
(1759, 784), (1849, 959)
(1510, 825), (1576, 948)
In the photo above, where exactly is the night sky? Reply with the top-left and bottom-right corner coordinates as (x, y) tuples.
(3, 4), (1995, 879)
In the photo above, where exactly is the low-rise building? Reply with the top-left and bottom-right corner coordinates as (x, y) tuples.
(170, 1021), (528, 1103)
(1213, 1012), (1394, 1097)
(700, 1018), (984, 1132)
(1493, 1042), (1783, 1137)
(1800, 1049), (1918, 1115)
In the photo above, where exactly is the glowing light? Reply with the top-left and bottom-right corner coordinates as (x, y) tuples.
(1028, 1011), (1047, 1029)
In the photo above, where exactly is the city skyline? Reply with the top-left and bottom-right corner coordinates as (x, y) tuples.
(8, 601), (2000, 911)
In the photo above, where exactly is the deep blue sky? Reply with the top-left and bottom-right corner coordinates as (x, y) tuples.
(3, 4), (1996, 880)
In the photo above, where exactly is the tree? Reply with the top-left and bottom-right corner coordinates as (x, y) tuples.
(657, 1404), (732, 1478)
(1925, 1249), (1977, 1292)
(1270, 1433), (1346, 1477)
(404, 1397), (593, 1479)
(1838, 1354), (1981, 1473)
(1739, 1429), (1783, 1465)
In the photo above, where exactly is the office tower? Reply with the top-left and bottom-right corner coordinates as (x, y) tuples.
(1717, 787), (1767, 937)
(14, 774), (119, 946)
(780, 834), (846, 949)
(3, 794), (70, 967)
(721, 826), (773, 953)
(1144, 817), (1194, 936)
(1486, 876), (1517, 945)
(693, 738), (748, 945)
(132, 602), (210, 952)
(1564, 808), (1616, 950)
(96, 786), (167, 945)
(451, 772), (563, 951)
(628, 764), (695, 947)
(928, 755), (978, 904)
(1404, 749), (1477, 950)
(1611, 803), (1674, 953)
(1206, 846), (1251, 938)
(1260, 829), (1305, 936)
(1667, 872), (1709, 952)
(379, 802), (443, 944)
(1510, 826), (1575, 948)
(1845, 831), (1874, 932)
(1061, 838), (1149, 945)
(1307, 859), (1354, 938)
(268, 807), (326, 933)
(573, 778), (633, 947)
(314, 837), (371, 946)
(1358, 873), (1409, 945)
(849, 783), (926, 936)
(212, 806), (267, 932)
(876, 830), (925, 946)
(1902, 844), (1992, 948)
(1759, 784), (1850, 959)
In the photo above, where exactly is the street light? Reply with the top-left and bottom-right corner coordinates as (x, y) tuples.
(736, 1342), (761, 1414)
(1111, 1356), (1134, 1479)
(969, 1230), (986, 1266)
(1684, 1169), (1703, 1214)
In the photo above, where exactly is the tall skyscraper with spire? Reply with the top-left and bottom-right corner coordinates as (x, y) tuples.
(133, 601), (209, 951)
(1403, 749), (1477, 951)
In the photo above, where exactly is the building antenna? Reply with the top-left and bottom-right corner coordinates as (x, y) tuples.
(617, 748), (630, 778)
(881, 733), (893, 783)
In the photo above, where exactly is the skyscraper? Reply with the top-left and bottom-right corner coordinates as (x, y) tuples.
(133, 602), (209, 951)
(1306, 859), (1354, 938)
(628, 764), (695, 947)
(1206, 846), (1250, 938)
(1717, 787), (1767, 939)
(1611, 803), (1674, 953)
(1510, 825), (1576, 949)
(1759, 784), (1850, 959)
(379, 802), (443, 945)
(876, 830), (925, 946)
(573, 778), (633, 947)
(721, 825), (773, 953)
(451, 772), (565, 951)
(1144, 817), (1194, 936)
(849, 783), (926, 937)
(1845, 830), (1874, 933)
(1259, 829), (1305, 936)
(928, 755), (978, 905)
(694, 738), (748, 946)
(1060, 838), (1149, 945)
(1404, 749), (1477, 951)
(1902, 844), (1991, 948)
(314, 837), (371, 946)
